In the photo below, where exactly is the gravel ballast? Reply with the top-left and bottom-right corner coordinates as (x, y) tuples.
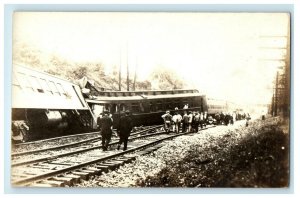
(75, 117), (289, 187)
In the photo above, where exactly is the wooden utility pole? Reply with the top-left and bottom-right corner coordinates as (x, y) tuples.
(283, 17), (290, 118)
(272, 93), (275, 116)
(274, 71), (279, 116)
(133, 57), (137, 91)
(119, 49), (122, 91)
(259, 34), (289, 117)
(126, 45), (129, 91)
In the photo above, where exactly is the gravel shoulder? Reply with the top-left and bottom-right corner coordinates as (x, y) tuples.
(74, 117), (289, 187)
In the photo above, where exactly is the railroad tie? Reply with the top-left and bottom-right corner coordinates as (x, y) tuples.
(97, 162), (119, 170)
(51, 176), (75, 186)
(119, 156), (136, 162)
(94, 165), (109, 173)
(71, 170), (90, 180)
(62, 173), (81, 184)
(84, 167), (102, 175)
(33, 179), (65, 187)
(107, 160), (125, 166)
(30, 183), (53, 187)
(136, 150), (151, 155)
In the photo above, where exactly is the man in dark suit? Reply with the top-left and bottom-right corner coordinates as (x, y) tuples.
(117, 110), (133, 151)
(98, 110), (113, 151)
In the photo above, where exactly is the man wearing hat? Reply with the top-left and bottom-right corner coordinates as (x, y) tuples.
(161, 110), (172, 133)
(98, 110), (113, 151)
(117, 110), (133, 151)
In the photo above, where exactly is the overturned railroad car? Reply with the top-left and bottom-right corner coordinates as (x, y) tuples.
(11, 65), (97, 142)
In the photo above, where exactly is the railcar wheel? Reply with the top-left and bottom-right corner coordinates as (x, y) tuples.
(11, 121), (30, 143)
(20, 129), (30, 142)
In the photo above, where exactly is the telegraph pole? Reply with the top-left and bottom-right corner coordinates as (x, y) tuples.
(126, 44), (129, 91)
(283, 17), (290, 118)
(272, 92), (275, 116)
(274, 71), (279, 116)
(259, 34), (289, 117)
(119, 48), (122, 91)
(133, 57), (137, 91)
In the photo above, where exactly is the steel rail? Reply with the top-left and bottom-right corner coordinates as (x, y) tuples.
(12, 125), (162, 157)
(12, 126), (216, 186)
(11, 127), (166, 167)
(12, 132), (184, 186)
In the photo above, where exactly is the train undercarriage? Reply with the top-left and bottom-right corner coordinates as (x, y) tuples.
(11, 108), (94, 143)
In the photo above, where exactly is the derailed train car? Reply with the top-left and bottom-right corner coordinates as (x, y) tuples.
(11, 65), (97, 142)
(11, 65), (208, 142)
(11, 65), (230, 142)
(85, 89), (208, 128)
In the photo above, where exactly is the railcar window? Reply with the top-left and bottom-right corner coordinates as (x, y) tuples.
(120, 103), (126, 112)
(12, 73), (22, 90)
(131, 103), (140, 113)
(17, 73), (34, 92)
(193, 97), (200, 107)
(29, 76), (44, 93)
(149, 102), (155, 112)
(139, 103), (145, 112)
(49, 81), (60, 96)
(165, 99), (172, 110)
(182, 100), (188, 108)
(188, 98), (193, 107)
(111, 104), (117, 113)
(56, 83), (67, 96)
(104, 104), (111, 112)
(92, 104), (104, 117)
(39, 79), (53, 95)
(156, 100), (163, 111)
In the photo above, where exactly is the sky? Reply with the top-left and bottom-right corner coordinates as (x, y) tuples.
(12, 12), (290, 106)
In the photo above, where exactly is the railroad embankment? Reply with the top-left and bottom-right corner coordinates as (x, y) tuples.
(76, 117), (289, 187)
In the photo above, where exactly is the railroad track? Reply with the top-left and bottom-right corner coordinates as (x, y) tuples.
(12, 125), (162, 156)
(12, 131), (101, 154)
(11, 125), (163, 167)
(11, 125), (215, 187)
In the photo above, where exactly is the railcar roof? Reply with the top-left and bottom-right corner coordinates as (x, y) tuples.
(98, 89), (198, 93)
(86, 92), (204, 103)
(13, 64), (76, 84)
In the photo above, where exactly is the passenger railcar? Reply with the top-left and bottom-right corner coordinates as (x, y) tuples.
(11, 65), (97, 142)
(206, 98), (228, 116)
(85, 89), (208, 128)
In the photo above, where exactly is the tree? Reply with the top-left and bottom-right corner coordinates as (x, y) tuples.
(150, 65), (185, 90)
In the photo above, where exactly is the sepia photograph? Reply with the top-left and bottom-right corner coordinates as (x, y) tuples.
(10, 11), (290, 188)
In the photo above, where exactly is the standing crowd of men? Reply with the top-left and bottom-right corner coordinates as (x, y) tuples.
(97, 106), (246, 151)
(161, 105), (247, 133)
(161, 108), (209, 134)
